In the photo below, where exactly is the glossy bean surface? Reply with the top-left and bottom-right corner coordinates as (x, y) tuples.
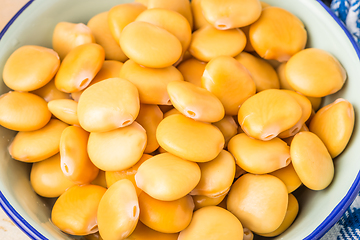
(139, 192), (194, 233)
(0, 91), (51, 131)
(52, 22), (95, 59)
(119, 60), (183, 105)
(309, 98), (354, 158)
(228, 133), (290, 174)
(120, 21), (182, 68)
(238, 89), (302, 141)
(249, 7), (307, 62)
(156, 114), (225, 162)
(9, 119), (68, 163)
(290, 131), (334, 190)
(60, 126), (99, 184)
(286, 48), (346, 97)
(3, 45), (60, 91)
(55, 43), (105, 93)
(51, 185), (106, 235)
(227, 174), (288, 234)
(167, 81), (225, 122)
(135, 153), (201, 201)
(190, 25), (246, 62)
(30, 154), (75, 198)
(78, 78), (140, 132)
(202, 56), (256, 115)
(88, 121), (147, 171)
(98, 179), (139, 240)
(178, 206), (244, 240)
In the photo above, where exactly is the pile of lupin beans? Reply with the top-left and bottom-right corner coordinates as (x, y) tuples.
(0, 0), (355, 239)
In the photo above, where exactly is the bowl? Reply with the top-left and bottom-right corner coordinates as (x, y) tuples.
(0, 0), (360, 239)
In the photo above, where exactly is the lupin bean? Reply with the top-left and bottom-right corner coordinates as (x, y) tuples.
(3, 45), (60, 91)
(309, 98), (354, 158)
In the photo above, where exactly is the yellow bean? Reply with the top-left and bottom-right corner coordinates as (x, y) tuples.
(281, 123), (309, 146)
(163, 108), (181, 118)
(88, 121), (147, 171)
(48, 99), (79, 125)
(192, 192), (228, 211)
(278, 90), (312, 138)
(0, 91), (51, 131)
(212, 116), (238, 146)
(139, 192), (194, 233)
(98, 179), (139, 240)
(190, 150), (235, 197)
(52, 22), (95, 60)
(156, 114), (225, 162)
(290, 131), (334, 190)
(77, 78), (140, 132)
(201, 0), (261, 29)
(258, 194), (299, 237)
(177, 58), (206, 87)
(120, 60), (183, 105)
(249, 7), (307, 62)
(105, 154), (152, 195)
(238, 89), (302, 140)
(135, 9), (192, 54)
(191, 0), (209, 30)
(71, 60), (123, 101)
(178, 206), (243, 240)
(51, 185), (106, 235)
(126, 221), (179, 240)
(235, 52), (280, 92)
(107, 3), (147, 44)
(227, 173), (288, 233)
(55, 43), (105, 93)
(190, 25), (246, 62)
(286, 48), (346, 97)
(136, 104), (163, 153)
(243, 228), (254, 240)
(135, 153), (201, 201)
(87, 12), (128, 62)
(120, 21), (182, 68)
(228, 133), (290, 174)
(30, 154), (75, 198)
(309, 98), (354, 158)
(202, 56), (256, 115)
(91, 170), (107, 188)
(146, 0), (193, 28)
(9, 119), (68, 163)
(60, 126), (99, 184)
(31, 80), (71, 102)
(277, 62), (294, 91)
(168, 81), (225, 122)
(269, 163), (302, 193)
(3, 45), (60, 91)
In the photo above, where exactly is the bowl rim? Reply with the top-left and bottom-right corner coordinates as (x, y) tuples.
(0, 0), (360, 240)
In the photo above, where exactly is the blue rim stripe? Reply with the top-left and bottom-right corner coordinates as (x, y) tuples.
(0, 3), (48, 240)
(305, 1), (360, 239)
(0, 191), (48, 239)
(0, 0), (35, 41)
(304, 171), (360, 240)
(0, 1), (359, 240)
